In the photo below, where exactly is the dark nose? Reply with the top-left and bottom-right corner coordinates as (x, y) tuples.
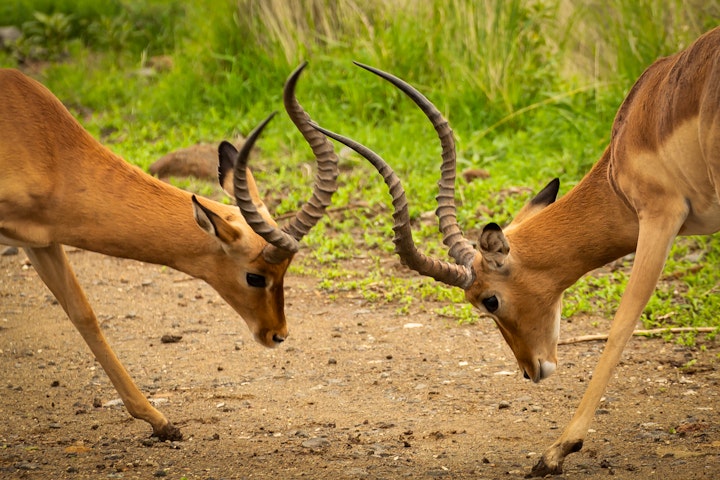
(523, 370), (530, 380)
(272, 334), (285, 344)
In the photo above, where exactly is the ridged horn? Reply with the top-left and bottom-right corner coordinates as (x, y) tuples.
(264, 61), (339, 262)
(233, 63), (339, 264)
(233, 112), (300, 261)
(353, 62), (478, 269)
(310, 121), (474, 289)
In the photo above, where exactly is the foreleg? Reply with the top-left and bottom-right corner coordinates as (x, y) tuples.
(531, 211), (685, 476)
(24, 244), (182, 440)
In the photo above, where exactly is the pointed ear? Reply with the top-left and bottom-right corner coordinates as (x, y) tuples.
(218, 141), (238, 197)
(510, 178), (560, 226)
(479, 222), (509, 270)
(217, 140), (266, 205)
(192, 195), (241, 244)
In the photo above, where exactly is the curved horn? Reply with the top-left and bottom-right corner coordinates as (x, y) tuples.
(260, 62), (339, 262)
(234, 112), (301, 260)
(353, 62), (478, 268)
(310, 122), (473, 289)
(234, 63), (339, 264)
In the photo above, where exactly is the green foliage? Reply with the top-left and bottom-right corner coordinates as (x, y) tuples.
(436, 303), (479, 324)
(4, 0), (720, 338)
(2, 0), (182, 62)
(1, 0), (122, 26)
(18, 11), (74, 59)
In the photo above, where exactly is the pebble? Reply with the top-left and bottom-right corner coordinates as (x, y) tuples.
(160, 334), (182, 344)
(403, 323), (423, 329)
(368, 443), (391, 457)
(0, 246), (18, 256)
(302, 437), (330, 449)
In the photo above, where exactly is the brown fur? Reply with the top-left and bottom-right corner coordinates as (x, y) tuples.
(462, 27), (720, 475)
(0, 69), (297, 440)
(339, 25), (720, 476)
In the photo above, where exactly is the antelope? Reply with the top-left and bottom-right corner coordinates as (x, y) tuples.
(311, 27), (720, 475)
(0, 63), (338, 441)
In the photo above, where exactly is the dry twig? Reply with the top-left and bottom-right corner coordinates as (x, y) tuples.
(559, 327), (718, 345)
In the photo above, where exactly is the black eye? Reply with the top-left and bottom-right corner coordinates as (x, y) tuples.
(246, 273), (267, 288)
(482, 295), (499, 312)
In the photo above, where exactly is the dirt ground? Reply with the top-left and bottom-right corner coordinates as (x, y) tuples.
(1, 246), (719, 479)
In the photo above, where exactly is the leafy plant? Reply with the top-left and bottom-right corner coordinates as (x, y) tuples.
(16, 11), (74, 60)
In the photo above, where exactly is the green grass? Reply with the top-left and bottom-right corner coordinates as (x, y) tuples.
(2, 0), (720, 344)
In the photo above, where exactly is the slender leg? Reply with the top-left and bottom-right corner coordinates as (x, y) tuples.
(24, 244), (182, 440)
(531, 211), (686, 476)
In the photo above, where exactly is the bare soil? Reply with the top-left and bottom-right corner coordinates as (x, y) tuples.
(1, 247), (719, 479)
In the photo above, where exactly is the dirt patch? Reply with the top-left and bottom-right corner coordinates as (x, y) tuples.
(1, 248), (719, 479)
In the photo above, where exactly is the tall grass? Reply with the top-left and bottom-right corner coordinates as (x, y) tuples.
(559, 0), (720, 83)
(230, 0), (561, 122)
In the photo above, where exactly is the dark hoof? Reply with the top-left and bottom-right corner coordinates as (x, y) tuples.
(153, 422), (183, 442)
(528, 457), (562, 477)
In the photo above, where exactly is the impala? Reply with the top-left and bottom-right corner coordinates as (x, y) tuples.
(312, 27), (720, 475)
(0, 63), (338, 441)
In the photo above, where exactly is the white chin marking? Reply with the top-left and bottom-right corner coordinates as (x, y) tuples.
(540, 361), (557, 379)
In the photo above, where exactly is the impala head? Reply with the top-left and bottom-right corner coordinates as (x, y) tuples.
(192, 62), (338, 348)
(311, 62), (561, 381)
(464, 208), (562, 382)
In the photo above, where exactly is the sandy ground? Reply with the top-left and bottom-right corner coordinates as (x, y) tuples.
(1, 247), (719, 479)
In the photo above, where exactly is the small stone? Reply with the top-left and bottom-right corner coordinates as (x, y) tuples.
(498, 401), (511, 410)
(1, 245), (18, 256)
(141, 438), (157, 447)
(160, 335), (182, 344)
(0, 26), (22, 47)
(302, 437), (330, 449)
